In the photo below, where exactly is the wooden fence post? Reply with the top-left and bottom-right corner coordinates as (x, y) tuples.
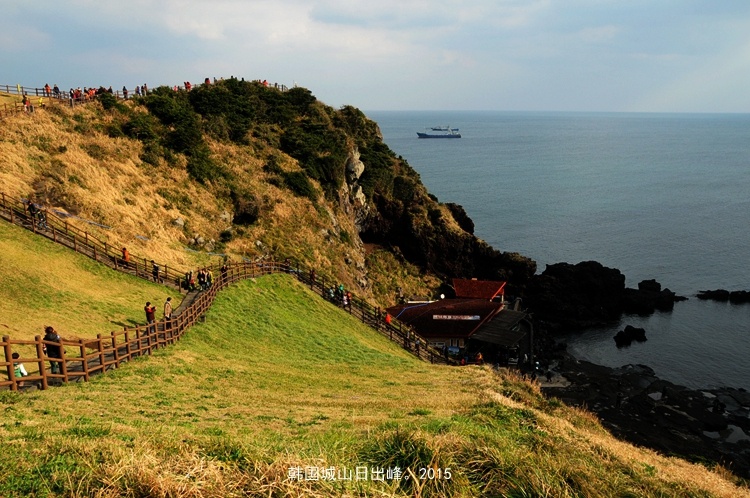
(79, 339), (90, 381)
(110, 331), (120, 367)
(2, 336), (17, 392)
(59, 341), (69, 383)
(35, 335), (48, 390)
(97, 334), (105, 372)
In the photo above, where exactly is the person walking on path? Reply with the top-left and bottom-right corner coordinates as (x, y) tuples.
(144, 301), (156, 334)
(121, 247), (130, 267)
(43, 326), (62, 375)
(221, 263), (228, 285)
(163, 297), (173, 331)
(151, 260), (161, 283)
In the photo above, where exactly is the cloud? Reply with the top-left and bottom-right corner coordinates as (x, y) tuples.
(576, 25), (620, 43)
(2, 0), (749, 111)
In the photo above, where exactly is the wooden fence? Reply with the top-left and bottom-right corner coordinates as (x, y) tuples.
(1, 80), (291, 118)
(0, 193), (450, 391)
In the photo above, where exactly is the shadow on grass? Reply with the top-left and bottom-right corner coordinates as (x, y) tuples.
(110, 319), (142, 328)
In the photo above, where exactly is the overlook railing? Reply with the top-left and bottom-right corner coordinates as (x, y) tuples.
(0, 193), (450, 391)
(1, 80), (290, 118)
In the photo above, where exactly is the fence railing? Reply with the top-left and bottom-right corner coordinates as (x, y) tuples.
(0, 193), (450, 391)
(1, 80), (290, 118)
(0, 193), (185, 288)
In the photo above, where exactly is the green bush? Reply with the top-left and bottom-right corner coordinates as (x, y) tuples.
(283, 171), (317, 202)
(123, 113), (159, 141)
(186, 145), (223, 183)
(97, 92), (118, 111)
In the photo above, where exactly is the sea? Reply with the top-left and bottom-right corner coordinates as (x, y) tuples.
(367, 110), (750, 391)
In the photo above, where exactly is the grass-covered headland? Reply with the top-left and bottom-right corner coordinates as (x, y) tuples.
(1, 82), (747, 496)
(0, 229), (745, 496)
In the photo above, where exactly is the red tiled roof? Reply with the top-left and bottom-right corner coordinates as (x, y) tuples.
(387, 299), (504, 339)
(452, 279), (506, 300)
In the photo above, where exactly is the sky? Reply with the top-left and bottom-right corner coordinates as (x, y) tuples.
(3, 0), (750, 113)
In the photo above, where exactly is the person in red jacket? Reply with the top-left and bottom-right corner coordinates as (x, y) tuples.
(144, 301), (156, 334)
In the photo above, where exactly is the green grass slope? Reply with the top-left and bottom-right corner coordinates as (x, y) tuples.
(0, 220), (181, 344)
(0, 265), (746, 496)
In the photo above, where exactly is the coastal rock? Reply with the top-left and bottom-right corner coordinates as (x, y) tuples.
(543, 354), (750, 478)
(524, 261), (626, 330)
(729, 290), (750, 304)
(613, 325), (647, 348)
(638, 279), (661, 293)
(346, 148), (365, 182)
(350, 184), (366, 208)
(697, 289), (730, 301)
(622, 281), (684, 315)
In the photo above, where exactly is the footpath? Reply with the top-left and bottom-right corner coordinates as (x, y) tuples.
(0, 193), (449, 392)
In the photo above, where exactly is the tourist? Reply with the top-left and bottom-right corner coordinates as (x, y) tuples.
(151, 260), (161, 283)
(43, 326), (62, 374)
(144, 301), (156, 334)
(122, 86), (128, 100)
(220, 263), (228, 285)
(11, 352), (28, 385)
(163, 297), (173, 331)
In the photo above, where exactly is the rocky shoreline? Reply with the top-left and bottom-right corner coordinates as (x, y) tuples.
(542, 352), (750, 480)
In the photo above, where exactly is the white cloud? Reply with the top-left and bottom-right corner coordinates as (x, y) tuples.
(577, 25), (620, 43)
(2, 0), (749, 111)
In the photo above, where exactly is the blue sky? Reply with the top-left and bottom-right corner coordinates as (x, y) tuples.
(2, 1), (750, 112)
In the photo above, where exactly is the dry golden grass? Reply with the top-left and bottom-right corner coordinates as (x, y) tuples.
(0, 103), (380, 301)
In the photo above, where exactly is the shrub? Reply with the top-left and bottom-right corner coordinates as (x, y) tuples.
(186, 145), (223, 183)
(97, 92), (118, 111)
(123, 113), (159, 141)
(283, 171), (317, 202)
(393, 176), (417, 203)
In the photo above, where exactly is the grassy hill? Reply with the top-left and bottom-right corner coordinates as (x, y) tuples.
(1, 84), (748, 496)
(0, 226), (746, 496)
(0, 219), (181, 343)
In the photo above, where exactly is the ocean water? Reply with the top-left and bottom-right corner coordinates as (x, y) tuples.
(367, 110), (750, 390)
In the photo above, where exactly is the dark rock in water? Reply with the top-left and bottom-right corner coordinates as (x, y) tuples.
(525, 264), (685, 332)
(525, 261), (626, 330)
(729, 290), (750, 304)
(622, 284), (684, 315)
(638, 279), (662, 293)
(543, 353), (750, 479)
(697, 289), (730, 301)
(697, 289), (750, 304)
(614, 325), (647, 347)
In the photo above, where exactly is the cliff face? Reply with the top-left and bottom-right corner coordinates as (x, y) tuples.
(0, 81), (536, 303)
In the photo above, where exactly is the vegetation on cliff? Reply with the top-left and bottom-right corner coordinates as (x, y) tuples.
(1, 80), (534, 305)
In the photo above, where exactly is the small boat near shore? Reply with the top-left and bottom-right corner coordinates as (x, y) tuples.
(417, 126), (461, 139)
